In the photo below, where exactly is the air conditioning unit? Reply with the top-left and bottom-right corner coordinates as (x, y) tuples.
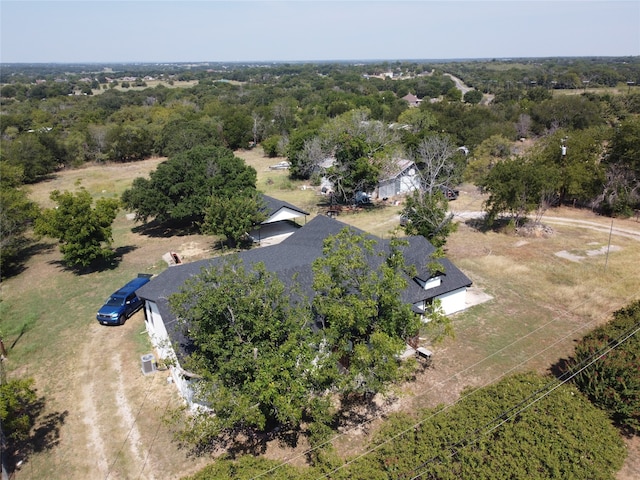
(141, 353), (156, 375)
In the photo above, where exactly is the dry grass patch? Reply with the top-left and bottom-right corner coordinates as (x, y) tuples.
(26, 158), (166, 207)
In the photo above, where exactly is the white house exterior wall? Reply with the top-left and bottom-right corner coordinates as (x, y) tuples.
(144, 301), (193, 400)
(377, 171), (420, 198)
(399, 172), (420, 194)
(145, 301), (172, 359)
(436, 288), (468, 315)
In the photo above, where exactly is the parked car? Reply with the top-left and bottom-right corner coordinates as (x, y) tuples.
(354, 191), (372, 205)
(96, 274), (152, 325)
(439, 186), (459, 200)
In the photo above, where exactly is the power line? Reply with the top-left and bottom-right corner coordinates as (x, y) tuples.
(307, 221), (639, 478)
(254, 238), (638, 476)
(253, 286), (638, 480)
(407, 320), (640, 480)
(313, 299), (632, 480)
(249, 214), (640, 478)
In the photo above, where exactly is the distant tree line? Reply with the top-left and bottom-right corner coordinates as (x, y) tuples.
(2, 59), (639, 271)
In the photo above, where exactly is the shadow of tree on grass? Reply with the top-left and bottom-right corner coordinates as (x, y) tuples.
(3, 390), (68, 476)
(46, 245), (138, 275)
(0, 240), (57, 281)
(132, 218), (201, 238)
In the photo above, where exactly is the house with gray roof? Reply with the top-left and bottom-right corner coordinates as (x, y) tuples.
(249, 194), (309, 245)
(377, 158), (421, 199)
(136, 214), (472, 405)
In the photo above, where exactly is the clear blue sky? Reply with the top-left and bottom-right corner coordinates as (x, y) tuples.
(1, 1), (638, 63)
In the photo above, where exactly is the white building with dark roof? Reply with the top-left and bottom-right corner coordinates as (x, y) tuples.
(136, 214), (472, 405)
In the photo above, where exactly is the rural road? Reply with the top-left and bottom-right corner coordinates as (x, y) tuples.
(444, 73), (474, 95)
(453, 211), (640, 242)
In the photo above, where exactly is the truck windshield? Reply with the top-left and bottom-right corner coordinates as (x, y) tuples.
(106, 296), (126, 306)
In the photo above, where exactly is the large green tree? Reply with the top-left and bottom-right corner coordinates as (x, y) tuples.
(530, 95), (604, 134)
(156, 117), (222, 157)
(401, 189), (456, 248)
(2, 133), (58, 183)
(184, 372), (627, 479)
(464, 134), (513, 183)
(202, 193), (267, 247)
(600, 117), (640, 215)
(463, 89), (483, 104)
(534, 128), (606, 205)
(326, 133), (383, 203)
(105, 121), (154, 162)
(312, 228), (422, 396)
(0, 377), (38, 444)
(396, 108), (437, 134)
(0, 163), (39, 272)
(308, 109), (401, 202)
(34, 189), (119, 268)
(168, 258), (327, 450)
(479, 156), (561, 226)
(167, 227), (426, 449)
(121, 145), (258, 227)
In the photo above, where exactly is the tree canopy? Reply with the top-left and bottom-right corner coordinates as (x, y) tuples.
(0, 377), (38, 444)
(184, 372), (627, 479)
(339, 372), (626, 479)
(401, 189), (457, 248)
(479, 155), (561, 226)
(168, 259), (323, 450)
(2, 59), (639, 216)
(202, 192), (267, 247)
(564, 300), (640, 433)
(312, 228), (422, 396)
(34, 189), (119, 269)
(600, 117), (640, 215)
(0, 163), (39, 273)
(167, 227), (425, 449)
(121, 145), (258, 227)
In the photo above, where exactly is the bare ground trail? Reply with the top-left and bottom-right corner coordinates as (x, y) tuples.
(453, 211), (640, 242)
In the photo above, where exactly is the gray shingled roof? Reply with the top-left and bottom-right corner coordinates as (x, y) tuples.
(261, 194), (309, 220)
(136, 215), (471, 357)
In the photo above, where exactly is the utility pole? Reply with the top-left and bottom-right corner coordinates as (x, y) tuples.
(604, 217), (614, 272)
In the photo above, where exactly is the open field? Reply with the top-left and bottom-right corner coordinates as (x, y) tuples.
(2, 149), (639, 479)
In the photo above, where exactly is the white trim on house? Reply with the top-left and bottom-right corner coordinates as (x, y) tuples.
(423, 276), (442, 290)
(145, 301), (171, 358)
(265, 207), (305, 223)
(144, 300), (200, 407)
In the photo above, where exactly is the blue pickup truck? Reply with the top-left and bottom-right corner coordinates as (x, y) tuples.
(96, 275), (152, 325)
